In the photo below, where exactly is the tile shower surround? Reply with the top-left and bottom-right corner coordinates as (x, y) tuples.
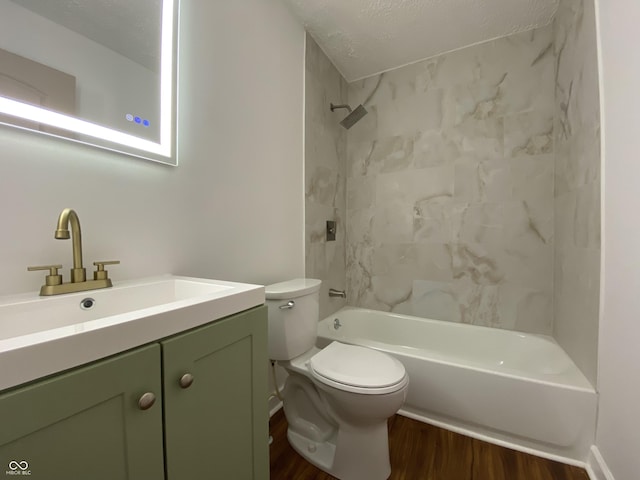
(304, 0), (600, 383)
(305, 34), (348, 320)
(552, 0), (601, 385)
(346, 26), (556, 334)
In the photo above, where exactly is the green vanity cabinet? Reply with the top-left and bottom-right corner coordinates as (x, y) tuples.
(0, 343), (165, 480)
(162, 305), (269, 480)
(0, 305), (269, 480)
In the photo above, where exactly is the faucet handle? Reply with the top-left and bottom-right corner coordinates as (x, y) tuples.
(93, 261), (120, 280)
(27, 264), (63, 286)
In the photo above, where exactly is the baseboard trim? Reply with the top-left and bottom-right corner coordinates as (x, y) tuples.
(397, 408), (587, 468)
(586, 446), (615, 480)
(269, 398), (283, 417)
(271, 401), (613, 477)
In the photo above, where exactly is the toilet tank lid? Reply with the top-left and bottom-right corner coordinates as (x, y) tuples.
(265, 278), (321, 299)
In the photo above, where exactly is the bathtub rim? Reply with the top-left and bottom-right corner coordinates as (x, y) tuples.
(318, 306), (595, 393)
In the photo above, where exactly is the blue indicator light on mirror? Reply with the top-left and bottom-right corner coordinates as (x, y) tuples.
(125, 113), (150, 127)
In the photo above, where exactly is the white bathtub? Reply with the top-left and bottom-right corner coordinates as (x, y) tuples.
(317, 307), (597, 464)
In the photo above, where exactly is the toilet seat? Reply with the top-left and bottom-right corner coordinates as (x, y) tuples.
(309, 342), (408, 395)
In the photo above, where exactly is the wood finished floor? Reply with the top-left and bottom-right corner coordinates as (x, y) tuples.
(269, 409), (590, 480)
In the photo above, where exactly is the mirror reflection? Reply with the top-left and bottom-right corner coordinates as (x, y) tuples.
(0, 0), (176, 164)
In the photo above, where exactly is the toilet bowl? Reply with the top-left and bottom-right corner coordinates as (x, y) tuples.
(266, 279), (409, 480)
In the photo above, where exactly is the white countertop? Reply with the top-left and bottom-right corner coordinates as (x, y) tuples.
(0, 275), (265, 391)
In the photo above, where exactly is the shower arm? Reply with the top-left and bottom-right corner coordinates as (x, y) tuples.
(330, 103), (352, 113)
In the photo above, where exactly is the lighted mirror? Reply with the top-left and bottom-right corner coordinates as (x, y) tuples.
(0, 0), (178, 165)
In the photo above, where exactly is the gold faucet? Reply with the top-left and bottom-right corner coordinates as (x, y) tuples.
(55, 208), (86, 283)
(28, 208), (119, 296)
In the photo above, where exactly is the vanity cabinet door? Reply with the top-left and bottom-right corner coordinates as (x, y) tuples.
(0, 344), (165, 480)
(162, 305), (269, 480)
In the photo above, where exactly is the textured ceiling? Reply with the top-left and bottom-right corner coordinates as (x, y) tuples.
(10, 0), (161, 71)
(283, 0), (559, 82)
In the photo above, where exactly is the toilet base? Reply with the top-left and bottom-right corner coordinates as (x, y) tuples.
(287, 429), (336, 472)
(287, 421), (391, 480)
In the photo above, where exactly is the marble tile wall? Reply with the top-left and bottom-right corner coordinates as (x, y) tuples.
(553, 0), (601, 385)
(305, 34), (348, 319)
(304, 4), (601, 372)
(346, 26), (557, 334)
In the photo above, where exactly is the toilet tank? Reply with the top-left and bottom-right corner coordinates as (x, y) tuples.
(266, 279), (321, 361)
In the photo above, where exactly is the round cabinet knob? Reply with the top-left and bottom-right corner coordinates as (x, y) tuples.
(179, 373), (194, 389)
(138, 392), (156, 410)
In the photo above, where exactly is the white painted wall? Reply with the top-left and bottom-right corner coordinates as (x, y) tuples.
(596, 0), (640, 478)
(0, 0), (305, 296)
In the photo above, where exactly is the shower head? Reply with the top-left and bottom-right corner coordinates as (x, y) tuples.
(340, 104), (368, 129)
(330, 103), (368, 129)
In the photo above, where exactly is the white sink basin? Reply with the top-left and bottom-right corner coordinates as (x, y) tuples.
(0, 275), (265, 390)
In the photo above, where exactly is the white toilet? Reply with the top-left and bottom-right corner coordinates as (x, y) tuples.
(266, 279), (409, 480)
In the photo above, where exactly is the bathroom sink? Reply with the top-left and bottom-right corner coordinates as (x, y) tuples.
(0, 275), (265, 390)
